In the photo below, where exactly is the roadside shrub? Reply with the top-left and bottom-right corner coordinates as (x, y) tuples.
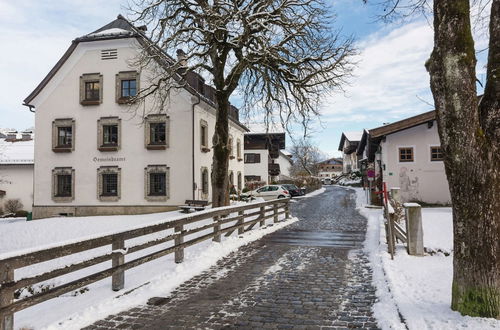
(15, 210), (29, 218)
(4, 199), (23, 214)
(0, 205), (3, 216)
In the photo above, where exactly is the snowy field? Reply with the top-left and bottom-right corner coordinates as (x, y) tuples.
(0, 199), (299, 329)
(354, 187), (500, 330)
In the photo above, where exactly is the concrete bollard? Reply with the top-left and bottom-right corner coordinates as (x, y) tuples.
(404, 203), (424, 256)
(390, 187), (401, 203)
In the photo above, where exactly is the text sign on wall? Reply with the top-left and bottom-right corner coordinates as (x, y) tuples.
(367, 169), (375, 178)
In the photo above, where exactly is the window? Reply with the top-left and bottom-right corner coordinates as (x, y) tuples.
(149, 173), (166, 196)
(80, 73), (102, 105)
(85, 81), (100, 101)
(121, 80), (137, 97)
(430, 146), (443, 161)
(399, 147), (414, 162)
(56, 175), (72, 197)
(145, 165), (169, 201)
(229, 171), (234, 186)
(52, 167), (74, 202)
(201, 167), (209, 195)
(97, 166), (121, 201)
(102, 173), (118, 196)
(237, 172), (242, 191)
(52, 118), (75, 152)
(145, 114), (168, 149)
(98, 117), (121, 151)
(116, 71), (139, 103)
(200, 120), (209, 152)
(245, 175), (261, 182)
(244, 153), (261, 163)
(103, 125), (118, 145)
(228, 136), (234, 159)
(237, 139), (242, 160)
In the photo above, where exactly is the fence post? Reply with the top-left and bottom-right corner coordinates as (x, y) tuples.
(175, 224), (184, 263)
(213, 215), (221, 242)
(273, 203), (278, 223)
(0, 264), (14, 330)
(285, 201), (290, 219)
(237, 210), (244, 235)
(404, 203), (424, 256)
(112, 237), (125, 291)
(259, 206), (266, 227)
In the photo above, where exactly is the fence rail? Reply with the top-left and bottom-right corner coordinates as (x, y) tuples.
(0, 199), (290, 330)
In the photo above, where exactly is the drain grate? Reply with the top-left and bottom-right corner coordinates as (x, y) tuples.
(264, 230), (366, 248)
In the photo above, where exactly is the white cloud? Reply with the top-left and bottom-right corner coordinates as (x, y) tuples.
(322, 20), (435, 123)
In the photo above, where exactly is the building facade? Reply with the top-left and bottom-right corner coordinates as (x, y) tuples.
(24, 16), (247, 219)
(357, 111), (451, 204)
(243, 133), (291, 185)
(0, 136), (34, 213)
(338, 132), (362, 173)
(317, 158), (343, 178)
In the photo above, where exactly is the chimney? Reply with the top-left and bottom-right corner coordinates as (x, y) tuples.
(137, 25), (147, 32)
(176, 49), (188, 68)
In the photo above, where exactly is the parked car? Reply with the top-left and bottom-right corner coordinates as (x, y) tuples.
(323, 178), (332, 185)
(242, 185), (291, 200)
(282, 184), (305, 197)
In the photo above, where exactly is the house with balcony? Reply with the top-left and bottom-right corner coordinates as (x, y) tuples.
(317, 158), (343, 178)
(243, 133), (291, 185)
(23, 15), (248, 219)
(338, 131), (363, 173)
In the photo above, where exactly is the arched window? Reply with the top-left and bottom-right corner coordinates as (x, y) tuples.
(201, 168), (209, 194)
(229, 171), (234, 186)
(228, 135), (234, 157)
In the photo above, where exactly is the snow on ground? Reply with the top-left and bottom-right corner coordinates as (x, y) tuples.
(1, 202), (298, 330)
(355, 187), (500, 330)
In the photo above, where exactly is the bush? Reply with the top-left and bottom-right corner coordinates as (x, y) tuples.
(15, 210), (29, 218)
(0, 205), (3, 216)
(4, 199), (23, 214)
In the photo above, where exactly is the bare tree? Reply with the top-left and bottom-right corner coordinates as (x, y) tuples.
(367, 0), (499, 318)
(289, 139), (325, 176)
(4, 199), (23, 214)
(128, 0), (355, 207)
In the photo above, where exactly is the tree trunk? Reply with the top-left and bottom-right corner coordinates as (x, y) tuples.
(427, 0), (500, 318)
(211, 93), (231, 208)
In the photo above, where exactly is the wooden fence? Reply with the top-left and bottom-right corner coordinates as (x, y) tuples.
(0, 199), (290, 330)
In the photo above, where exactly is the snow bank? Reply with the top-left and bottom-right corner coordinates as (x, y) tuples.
(4, 207), (297, 329)
(356, 187), (500, 330)
(293, 187), (325, 199)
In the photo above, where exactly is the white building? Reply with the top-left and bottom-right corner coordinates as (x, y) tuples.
(243, 133), (292, 185)
(338, 131), (363, 173)
(317, 158), (343, 178)
(359, 110), (451, 204)
(0, 137), (34, 213)
(23, 16), (247, 219)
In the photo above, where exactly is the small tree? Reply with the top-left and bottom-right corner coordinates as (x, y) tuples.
(289, 139), (325, 176)
(4, 199), (23, 214)
(129, 0), (355, 207)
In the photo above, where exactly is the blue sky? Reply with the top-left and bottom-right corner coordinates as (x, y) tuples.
(0, 0), (489, 157)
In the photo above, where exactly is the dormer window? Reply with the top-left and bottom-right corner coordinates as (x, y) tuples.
(80, 73), (102, 105)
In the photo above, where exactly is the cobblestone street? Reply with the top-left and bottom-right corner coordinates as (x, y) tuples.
(85, 186), (379, 329)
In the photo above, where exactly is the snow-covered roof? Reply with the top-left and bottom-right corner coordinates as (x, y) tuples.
(87, 28), (134, 37)
(0, 139), (34, 164)
(343, 131), (363, 142)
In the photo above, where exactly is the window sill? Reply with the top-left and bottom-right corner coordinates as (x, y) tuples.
(146, 144), (167, 150)
(99, 146), (119, 152)
(201, 147), (211, 153)
(52, 147), (72, 153)
(80, 100), (100, 106)
(116, 97), (136, 104)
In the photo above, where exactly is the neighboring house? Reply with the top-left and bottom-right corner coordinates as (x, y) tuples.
(23, 15), (247, 219)
(243, 133), (289, 184)
(0, 137), (34, 212)
(358, 110), (451, 204)
(317, 158), (343, 178)
(338, 131), (363, 173)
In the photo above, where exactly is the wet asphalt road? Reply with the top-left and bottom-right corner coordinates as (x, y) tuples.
(85, 186), (379, 329)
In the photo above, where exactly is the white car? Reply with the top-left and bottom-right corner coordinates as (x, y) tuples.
(244, 185), (291, 200)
